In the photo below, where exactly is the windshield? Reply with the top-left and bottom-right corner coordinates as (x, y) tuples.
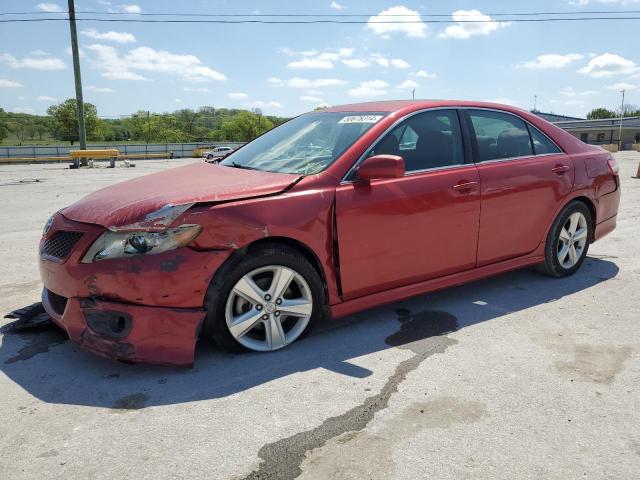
(220, 112), (387, 175)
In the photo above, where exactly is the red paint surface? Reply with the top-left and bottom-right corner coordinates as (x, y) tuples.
(38, 100), (620, 366)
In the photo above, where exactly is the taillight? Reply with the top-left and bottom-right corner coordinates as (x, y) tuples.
(607, 156), (619, 175)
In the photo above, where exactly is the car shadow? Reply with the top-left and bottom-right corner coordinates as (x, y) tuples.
(0, 257), (619, 409)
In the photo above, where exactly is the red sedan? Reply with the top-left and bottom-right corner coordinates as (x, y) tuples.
(39, 100), (621, 366)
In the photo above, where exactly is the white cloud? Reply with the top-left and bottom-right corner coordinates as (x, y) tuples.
(396, 79), (419, 90)
(228, 92), (249, 99)
(578, 53), (639, 78)
(81, 29), (136, 43)
(269, 77), (347, 88)
(300, 95), (325, 102)
(29, 49), (50, 56)
(242, 100), (283, 109)
(518, 53), (584, 70)
(119, 4), (141, 14)
(37, 95), (58, 102)
(368, 6), (426, 38)
(370, 53), (411, 69)
(85, 44), (226, 82)
(183, 87), (209, 92)
(0, 53), (66, 70)
(411, 70), (436, 78)
(342, 58), (370, 69)
(439, 10), (511, 39)
(391, 58), (410, 69)
(0, 78), (23, 88)
(86, 85), (115, 92)
(103, 71), (148, 81)
(605, 82), (638, 91)
(286, 48), (353, 69)
(36, 3), (63, 12)
(348, 80), (389, 98)
(289, 58), (334, 69)
(330, 1), (345, 10)
(560, 86), (599, 97)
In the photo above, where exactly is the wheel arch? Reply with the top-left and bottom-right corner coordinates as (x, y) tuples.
(209, 236), (330, 304)
(543, 194), (597, 246)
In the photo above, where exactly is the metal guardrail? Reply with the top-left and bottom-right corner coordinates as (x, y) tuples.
(0, 142), (246, 159)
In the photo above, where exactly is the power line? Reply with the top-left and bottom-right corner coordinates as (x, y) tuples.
(2, 16), (640, 24)
(2, 9), (640, 17)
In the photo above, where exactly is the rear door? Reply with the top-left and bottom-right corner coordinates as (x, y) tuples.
(335, 109), (481, 300)
(464, 109), (574, 266)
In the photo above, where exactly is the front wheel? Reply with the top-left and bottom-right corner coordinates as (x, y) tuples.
(537, 201), (592, 277)
(206, 154), (214, 160)
(204, 245), (325, 352)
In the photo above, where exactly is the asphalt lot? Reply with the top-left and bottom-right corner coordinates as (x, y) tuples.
(1, 153), (639, 479)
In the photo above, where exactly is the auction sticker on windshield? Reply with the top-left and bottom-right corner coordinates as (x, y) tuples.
(338, 115), (384, 124)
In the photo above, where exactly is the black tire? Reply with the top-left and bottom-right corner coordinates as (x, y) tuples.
(204, 244), (326, 352)
(537, 201), (593, 277)
(206, 154), (214, 160)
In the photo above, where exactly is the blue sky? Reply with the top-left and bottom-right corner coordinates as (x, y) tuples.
(0, 0), (638, 118)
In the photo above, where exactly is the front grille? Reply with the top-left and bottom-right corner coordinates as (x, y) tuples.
(43, 231), (84, 260)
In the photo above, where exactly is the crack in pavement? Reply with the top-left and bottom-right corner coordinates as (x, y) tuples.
(242, 308), (459, 480)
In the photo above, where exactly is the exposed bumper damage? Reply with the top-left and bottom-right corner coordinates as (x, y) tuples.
(43, 291), (205, 367)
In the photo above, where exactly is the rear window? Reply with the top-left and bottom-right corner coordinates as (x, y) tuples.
(468, 110), (533, 161)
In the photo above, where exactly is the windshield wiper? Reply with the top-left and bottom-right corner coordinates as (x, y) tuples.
(228, 161), (259, 171)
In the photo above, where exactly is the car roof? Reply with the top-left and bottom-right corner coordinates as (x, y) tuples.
(321, 100), (530, 116)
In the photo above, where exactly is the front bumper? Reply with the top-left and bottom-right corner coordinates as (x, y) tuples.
(39, 213), (233, 366)
(43, 289), (205, 367)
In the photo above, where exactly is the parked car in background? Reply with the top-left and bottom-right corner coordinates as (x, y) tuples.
(38, 100), (620, 366)
(203, 146), (234, 161)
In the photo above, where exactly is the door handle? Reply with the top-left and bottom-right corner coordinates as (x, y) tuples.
(551, 165), (570, 174)
(452, 181), (478, 192)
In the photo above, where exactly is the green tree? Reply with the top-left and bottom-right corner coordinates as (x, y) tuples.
(586, 108), (617, 119)
(0, 108), (8, 142)
(47, 98), (100, 145)
(220, 111), (274, 142)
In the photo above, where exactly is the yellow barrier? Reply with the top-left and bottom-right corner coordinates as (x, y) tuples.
(601, 144), (619, 153)
(632, 143), (640, 152)
(69, 149), (119, 159)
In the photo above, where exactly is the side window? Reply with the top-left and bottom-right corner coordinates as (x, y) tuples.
(528, 125), (561, 155)
(371, 110), (464, 172)
(468, 110), (533, 161)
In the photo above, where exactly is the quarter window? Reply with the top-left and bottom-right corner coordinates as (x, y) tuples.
(371, 110), (464, 172)
(528, 125), (561, 155)
(468, 110), (533, 161)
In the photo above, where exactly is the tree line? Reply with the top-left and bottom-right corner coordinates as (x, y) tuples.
(0, 99), (289, 145)
(586, 105), (640, 119)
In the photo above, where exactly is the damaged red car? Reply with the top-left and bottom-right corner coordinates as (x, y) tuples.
(39, 100), (620, 366)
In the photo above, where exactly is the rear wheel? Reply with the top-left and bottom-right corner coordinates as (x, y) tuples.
(205, 245), (324, 352)
(537, 201), (592, 277)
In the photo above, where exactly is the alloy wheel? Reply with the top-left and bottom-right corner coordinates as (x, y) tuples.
(225, 265), (313, 351)
(557, 211), (588, 269)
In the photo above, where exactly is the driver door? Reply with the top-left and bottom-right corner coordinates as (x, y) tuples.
(335, 109), (481, 300)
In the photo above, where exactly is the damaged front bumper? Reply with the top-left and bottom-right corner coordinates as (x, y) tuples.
(42, 289), (205, 367)
(38, 213), (233, 366)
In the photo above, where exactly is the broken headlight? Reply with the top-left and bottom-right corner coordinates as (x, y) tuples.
(81, 224), (202, 263)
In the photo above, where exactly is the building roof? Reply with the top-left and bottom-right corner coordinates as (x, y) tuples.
(554, 116), (640, 129)
(532, 111), (585, 122)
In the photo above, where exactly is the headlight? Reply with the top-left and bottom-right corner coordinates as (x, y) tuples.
(81, 224), (202, 263)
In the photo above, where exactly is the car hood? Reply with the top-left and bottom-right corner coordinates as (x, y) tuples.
(61, 162), (301, 230)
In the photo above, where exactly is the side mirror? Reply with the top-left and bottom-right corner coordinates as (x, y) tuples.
(357, 155), (405, 182)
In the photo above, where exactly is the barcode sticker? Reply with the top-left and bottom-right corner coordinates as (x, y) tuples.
(338, 115), (383, 124)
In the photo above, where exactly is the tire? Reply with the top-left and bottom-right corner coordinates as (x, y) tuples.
(537, 201), (593, 277)
(204, 244), (325, 352)
(206, 154), (214, 160)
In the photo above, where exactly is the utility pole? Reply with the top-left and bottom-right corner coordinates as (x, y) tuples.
(67, 0), (86, 164)
(618, 89), (625, 151)
(534, 95), (538, 112)
(411, 88), (415, 101)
